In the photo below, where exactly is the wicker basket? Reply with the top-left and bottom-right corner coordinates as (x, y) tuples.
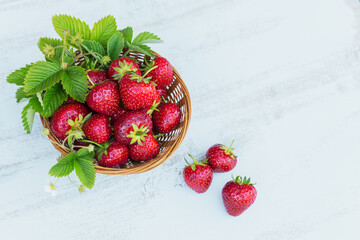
(40, 51), (191, 175)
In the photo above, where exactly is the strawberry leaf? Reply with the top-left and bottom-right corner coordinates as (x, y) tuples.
(132, 31), (162, 45)
(49, 153), (76, 177)
(52, 14), (91, 43)
(16, 87), (32, 103)
(107, 32), (124, 61)
(91, 15), (117, 48)
(37, 37), (63, 64)
(7, 64), (32, 86)
(62, 66), (88, 102)
(74, 149), (96, 189)
(42, 83), (68, 117)
(121, 26), (133, 43)
(23, 61), (63, 95)
(82, 40), (105, 60)
(127, 43), (154, 57)
(29, 96), (43, 113)
(21, 102), (36, 134)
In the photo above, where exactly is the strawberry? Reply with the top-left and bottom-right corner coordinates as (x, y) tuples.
(119, 73), (157, 110)
(152, 102), (181, 133)
(87, 70), (107, 86)
(183, 154), (213, 193)
(129, 132), (160, 161)
(145, 57), (173, 87)
(86, 81), (120, 116)
(110, 106), (127, 125)
(108, 57), (141, 81)
(97, 141), (129, 168)
(50, 103), (89, 140)
(82, 114), (111, 143)
(156, 86), (167, 101)
(206, 140), (237, 173)
(61, 96), (78, 106)
(222, 176), (257, 216)
(113, 110), (153, 145)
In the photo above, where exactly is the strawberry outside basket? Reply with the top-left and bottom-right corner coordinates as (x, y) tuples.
(40, 50), (191, 175)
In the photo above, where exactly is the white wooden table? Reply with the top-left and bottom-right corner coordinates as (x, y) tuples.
(1, 0), (360, 239)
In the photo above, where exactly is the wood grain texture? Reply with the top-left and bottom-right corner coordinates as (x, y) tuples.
(1, 0), (360, 239)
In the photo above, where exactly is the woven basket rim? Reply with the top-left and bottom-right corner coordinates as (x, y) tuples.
(40, 50), (191, 175)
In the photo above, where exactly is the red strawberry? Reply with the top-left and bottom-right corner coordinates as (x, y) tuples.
(129, 133), (160, 161)
(110, 106), (127, 125)
(222, 176), (257, 216)
(146, 57), (173, 87)
(113, 110), (153, 145)
(87, 70), (107, 86)
(97, 141), (129, 168)
(87, 81), (120, 116)
(82, 114), (111, 143)
(50, 103), (89, 140)
(156, 86), (167, 101)
(206, 140), (237, 173)
(61, 96), (78, 106)
(152, 102), (181, 133)
(119, 73), (157, 110)
(183, 154), (213, 194)
(139, 90), (161, 114)
(108, 57), (141, 81)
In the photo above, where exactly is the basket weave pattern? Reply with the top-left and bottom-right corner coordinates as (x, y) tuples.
(40, 51), (191, 175)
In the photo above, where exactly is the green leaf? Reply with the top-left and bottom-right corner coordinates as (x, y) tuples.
(52, 14), (91, 41)
(7, 64), (32, 86)
(21, 102), (36, 134)
(29, 96), (43, 113)
(74, 149), (96, 189)
(49, 153), (76, 177)
(62, 66), (88, 102)
(132, 31), (162, 45)
(82, 40), (105, 60)
(127, 43), (154, 57)
(121, 26), (133, 43)
(91, 15), (117, 48)
(107, 32), (124, 61)
(37, 37), (63, 63)
(42, 83), (68, 117)
(23, 61), (63, 94)
(16, 87), (32, 103)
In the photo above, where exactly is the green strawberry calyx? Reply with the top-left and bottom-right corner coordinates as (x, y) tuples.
(219, 140), (237, 160)
(112, 60), (139, 80)
(184, 154), (208, 171)
(64, 113), (92, 148)
(126, 123), (150, 145)
(232, 175), (254, 185)
(129, 65), (158, 85)
(146, 100), (161, 116)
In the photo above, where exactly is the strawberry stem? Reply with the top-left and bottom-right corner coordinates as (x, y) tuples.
(225, 140), (235, 154)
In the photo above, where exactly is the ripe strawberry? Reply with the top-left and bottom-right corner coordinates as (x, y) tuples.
(113, 110), (153, 145)
(119, 73), (157, 110)
(156, 86), (167, 101)
(206, 140), (237, 173)
(145, 57), (173, 87)
(152, 102), (181, 133)
(97, 141), (129, 168)
(86, 81), (120, 116)
(110, 106), (127, 125)
(87, 70), (107, 86)
(222, 176), (257, 216)
(50, 103), (89, 140)
(108, 57), (141, 81)
(129, 133), (160, 161)
(61, 96), (78, 106)
(82, 114), (111, 143)
(140, 91), (161, 114)
(183, 154), (213, 194)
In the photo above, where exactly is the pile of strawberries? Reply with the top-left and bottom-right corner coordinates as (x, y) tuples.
(50, 56), (181, 168)
(183, 142), (257, 216)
